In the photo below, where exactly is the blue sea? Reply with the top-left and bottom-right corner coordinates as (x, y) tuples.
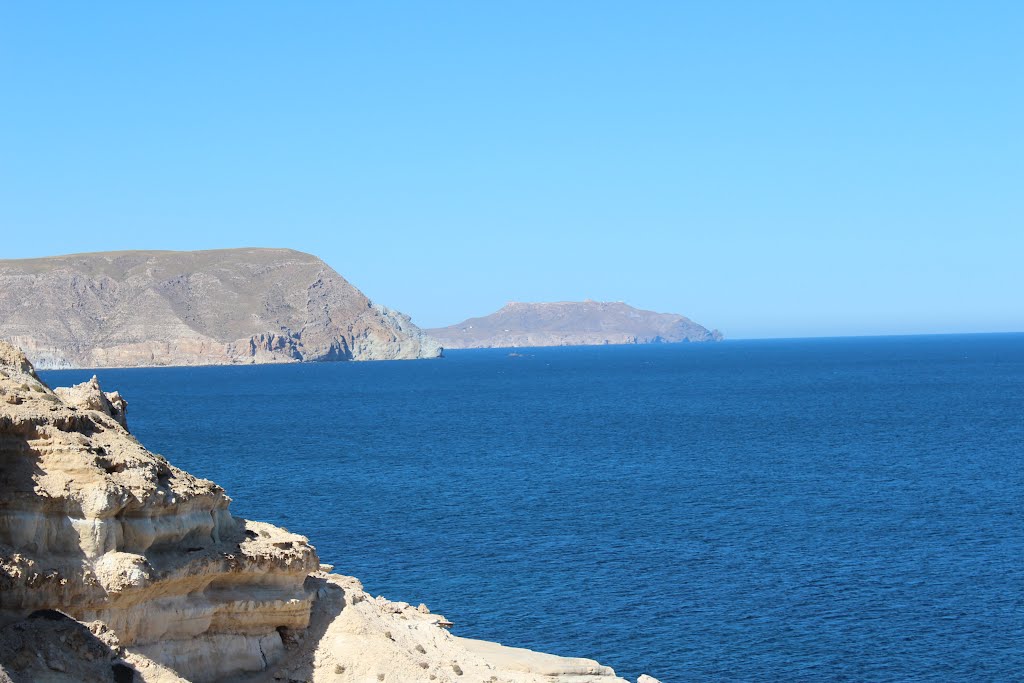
(42, 334), (1024, 682)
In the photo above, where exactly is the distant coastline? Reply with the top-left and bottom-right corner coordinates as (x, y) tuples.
(0, 248), (442, 369)
(428, 300), (721, 349)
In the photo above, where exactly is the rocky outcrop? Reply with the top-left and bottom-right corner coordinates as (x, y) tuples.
(0, 249), (441, 368)
(0, 340), (629, 682)
(0, 341), (318, 681)
(428, 301), (722, 349)
(257, 573), (625, 683)
(0, 610), (125, 683)
(53, 376), (128, 429)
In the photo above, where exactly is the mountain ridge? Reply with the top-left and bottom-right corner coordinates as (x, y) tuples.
(0, 248), (441, 368)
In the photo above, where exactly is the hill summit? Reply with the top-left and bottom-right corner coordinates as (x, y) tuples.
(0, 248), (441, 368)
(427, 300), (721, 349)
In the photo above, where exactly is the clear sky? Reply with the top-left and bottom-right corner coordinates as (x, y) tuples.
(1, 3), (1021, 338)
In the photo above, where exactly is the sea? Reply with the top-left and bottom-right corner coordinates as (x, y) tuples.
(41, 334), (1024, 682)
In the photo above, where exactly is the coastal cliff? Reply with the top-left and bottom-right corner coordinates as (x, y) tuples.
(0, 340), (630, 682)
(427, 301), (721, 349)
(0, 249), (441, 368)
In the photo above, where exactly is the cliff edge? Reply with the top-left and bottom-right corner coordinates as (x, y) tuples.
(427, 301), (721, 349)
(0, 249), (441, 368)
(0, 340), (630, 683)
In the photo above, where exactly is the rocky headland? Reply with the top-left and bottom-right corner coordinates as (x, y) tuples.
(0, 340), (643, 682)
(0, 249), (441, 369)
(427, 301), (721, 349)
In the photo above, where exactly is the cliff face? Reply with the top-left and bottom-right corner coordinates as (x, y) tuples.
(0, 249), (441, 368)
(0, 340), (628, 683)
(0, 341), (319, 681)
(428, 301), (722, 349)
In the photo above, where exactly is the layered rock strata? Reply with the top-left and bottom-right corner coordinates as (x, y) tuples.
(0, 341), (318, 681)
(0, 341), (630, 682)
(428, 301), (722, 349)
(0, 249), (441, 368)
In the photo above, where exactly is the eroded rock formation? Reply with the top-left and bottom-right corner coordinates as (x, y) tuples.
(53, 376), (128, 429)
(0, 249), (441, 368)
(0, 340), (628, 682)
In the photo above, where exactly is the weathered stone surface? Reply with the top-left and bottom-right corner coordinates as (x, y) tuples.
(428, 300), (721, 349)
(0, 340), (318, 681)
(252, 572), (627, 683)
(54, 376), (128, 429)
(0, 610), (132, 683)
(0, 249), (441, 368)
(0, 340), (631, 683)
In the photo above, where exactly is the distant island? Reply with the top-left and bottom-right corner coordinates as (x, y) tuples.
(0, 248), (441, 368)
(427, 301), (722, 349)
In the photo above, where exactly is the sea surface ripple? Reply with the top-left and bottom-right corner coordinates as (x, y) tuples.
(43, 334), (1024, 682)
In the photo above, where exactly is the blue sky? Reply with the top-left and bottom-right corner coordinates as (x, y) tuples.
(1, 2), (1021, 338)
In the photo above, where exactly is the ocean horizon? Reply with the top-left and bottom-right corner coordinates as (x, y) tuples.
(42, 333), (1024, 681)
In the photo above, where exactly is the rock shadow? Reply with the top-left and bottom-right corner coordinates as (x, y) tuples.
(0, 609), (137, 683)
(240, 575), (348, 683)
